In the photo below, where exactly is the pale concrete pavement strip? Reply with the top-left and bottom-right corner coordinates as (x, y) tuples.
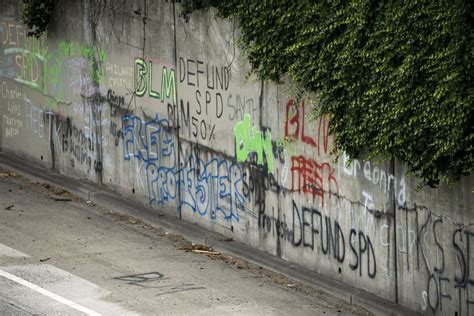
(0, 164), (371, 315)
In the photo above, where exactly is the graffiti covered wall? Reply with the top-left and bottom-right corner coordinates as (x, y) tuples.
(0, 1), (472, 314)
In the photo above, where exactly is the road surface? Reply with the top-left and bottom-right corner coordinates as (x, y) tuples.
(0, 166), (370, 315)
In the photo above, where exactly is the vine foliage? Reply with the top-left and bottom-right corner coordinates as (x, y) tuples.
(20, 0), (55, 38)
(182, 0), (473, 187)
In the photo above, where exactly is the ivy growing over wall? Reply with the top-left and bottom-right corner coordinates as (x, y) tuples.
(20, 0), (55, 38)
(182, 0), (473, 187)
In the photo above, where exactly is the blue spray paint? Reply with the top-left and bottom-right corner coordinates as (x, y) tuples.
(122, 114), (245, 222)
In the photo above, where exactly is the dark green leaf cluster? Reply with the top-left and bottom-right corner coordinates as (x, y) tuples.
(20, 0), (55, 38)
(182, 0), (474, 187)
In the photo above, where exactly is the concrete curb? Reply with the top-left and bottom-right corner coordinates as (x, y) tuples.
(0, 152), (418, 316)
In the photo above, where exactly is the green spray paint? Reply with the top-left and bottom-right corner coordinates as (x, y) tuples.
(134, 58), (177, 104)
(234, 114), (273, 171)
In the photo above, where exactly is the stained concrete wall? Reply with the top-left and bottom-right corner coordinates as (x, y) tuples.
(1, 1), (472, 314)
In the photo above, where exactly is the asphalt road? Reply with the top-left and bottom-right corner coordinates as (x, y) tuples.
(0, 166), (370, 315)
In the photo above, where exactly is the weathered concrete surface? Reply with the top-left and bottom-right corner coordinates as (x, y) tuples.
(0, 0), (472, 315)
(0, 163), (370, 315)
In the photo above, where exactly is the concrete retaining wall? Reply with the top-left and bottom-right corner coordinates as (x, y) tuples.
(1, 1), (472, 314)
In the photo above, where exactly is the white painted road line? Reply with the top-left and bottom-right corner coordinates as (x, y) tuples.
(0, 269), (101, 316)
(0, 243), (30, 257)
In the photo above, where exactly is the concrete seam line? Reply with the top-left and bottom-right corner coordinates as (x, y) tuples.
(0, 269), (101, 316)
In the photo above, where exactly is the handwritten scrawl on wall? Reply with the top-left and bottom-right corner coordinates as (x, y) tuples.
(0, 18), (107, 110)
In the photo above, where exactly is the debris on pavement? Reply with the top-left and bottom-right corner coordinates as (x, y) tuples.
(219, 237), (233, 242)
(0, 172), (18, 177)
(52, 197), (73, 202)
(192, 249), (221, 255)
